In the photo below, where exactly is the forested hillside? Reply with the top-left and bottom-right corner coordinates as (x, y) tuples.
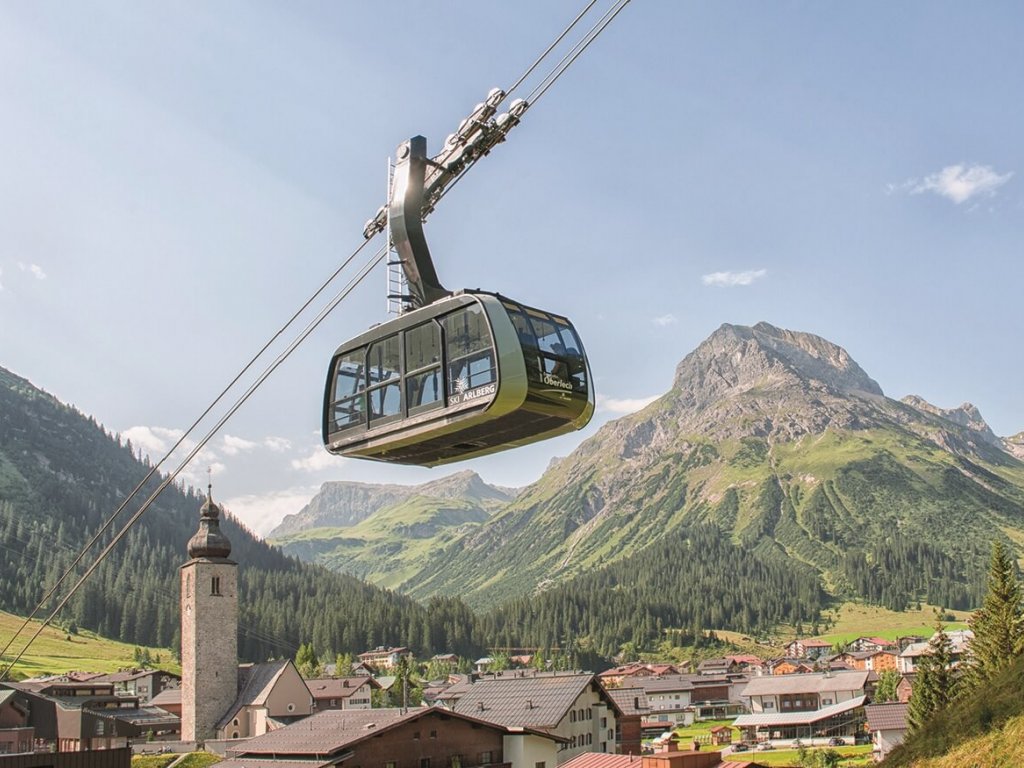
(477, 524), (827, 656)
(0, 366), (485, 663)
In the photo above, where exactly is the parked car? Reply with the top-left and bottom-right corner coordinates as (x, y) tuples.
(732, 743), (750, 752)
(756, 742), (775, 751)
(828, 736), (847, 746)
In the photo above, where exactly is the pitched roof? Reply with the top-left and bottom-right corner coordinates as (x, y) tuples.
(232, 707), (558, 758)
(218, 760), (336, 768)
(218, 661), (294, 730)
(626, 674), (735, 695)
(560, 753), (638, 768)
(150, 688), (181, 706)
(864, 702), (910, 732)
(451, 673), (601, 729)
(604, 687), (650, 716)
(740, 671), (868, 697)
(792, 639), (833, 648)
(305, 677), (374, 700)
(91, 669), (164, 683)
(733, 696), (866, 727)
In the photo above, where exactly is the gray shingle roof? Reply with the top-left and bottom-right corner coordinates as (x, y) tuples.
(740, 671), (868, 698)
(232, 707), (557, 759)
(864, 702), (909, 732)
(451, 673), (598, 729)
(604, 687), (650, 716)
(305, 677), (374, 701)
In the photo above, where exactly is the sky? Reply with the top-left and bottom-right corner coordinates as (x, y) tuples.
(1, 1), (1022, 536)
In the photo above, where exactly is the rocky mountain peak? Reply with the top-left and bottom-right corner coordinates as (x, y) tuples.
(901, 395), (1001, 446)
(671, 322), (883, 411)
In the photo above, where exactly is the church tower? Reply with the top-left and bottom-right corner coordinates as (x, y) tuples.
(181, 485), (238, 743)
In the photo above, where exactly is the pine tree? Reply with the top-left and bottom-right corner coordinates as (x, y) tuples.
(874, 669), (900, 703)
(965, 540), (1024, 689)
(908, 621), (958, 731)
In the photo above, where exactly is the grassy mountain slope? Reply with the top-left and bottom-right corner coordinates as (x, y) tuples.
(0, 609), (178, 680)
(402, 323), (1024, 610)
(882, 655), (1024, 767)
(270, 495), (491, 588)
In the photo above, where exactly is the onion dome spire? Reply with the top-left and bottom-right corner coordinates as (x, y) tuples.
(187, 480), (232, 559)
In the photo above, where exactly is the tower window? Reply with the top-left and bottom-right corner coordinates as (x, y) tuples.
(212, 576), (221, 595)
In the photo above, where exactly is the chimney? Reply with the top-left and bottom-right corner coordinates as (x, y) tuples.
(477, 701), (486, 712)
(526, 699), (534, 710)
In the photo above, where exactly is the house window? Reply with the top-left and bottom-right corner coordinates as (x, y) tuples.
(601, 717), (607, 727)
(413, 732), (421, 740)
(420, 759), (431, 768)
(478, 752), (492, 765)
(232, 732), (239, 739)
(570, 711), (576, 723)
(570, 737), (577, 748)
(535, 763), (546, 768)
(211, 576), (221, 595)
(822, 698), (833, 706)
(450, 757), (462, 768)
(233, 719), (239, 727)
(385, 762), (396, 768)
(331, 699), (337, 706)
(764, 701), (774, 709)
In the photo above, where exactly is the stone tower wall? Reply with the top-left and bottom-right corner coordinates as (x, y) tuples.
(180, 558), (238, 742)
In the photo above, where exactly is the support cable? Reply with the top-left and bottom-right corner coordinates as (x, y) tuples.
(0, 244), (387, 681)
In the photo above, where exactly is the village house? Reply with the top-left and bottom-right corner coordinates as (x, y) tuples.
(864, 701), (909, 761)
(219, 707), (564, 768)
(90, 669), (180, 704)
(601, 687), (649, 755)
(624, 675), (746, 726)
(0, 680), (179, 751)
(897, 630), (973, 674)
(847, 637), (897, 654)
(732, 670), (868, 745)
(596, 664), (680, 688)
(834, 650), (898, 673)
(306, 676), (377, 710)
(895, 674), (914, 704)
(441, 671), (620, 764)
(782, 639), (833, 660)
(359, 646), (414, 671)
(215, 660), (314, 739)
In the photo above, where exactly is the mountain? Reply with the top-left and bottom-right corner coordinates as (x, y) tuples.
(397, 322), (1024, 610)
(0, 365), (486, 664)
(269, 470), (515, 537)
(267, 471), (515, 587)
(269, 493), (494, 589)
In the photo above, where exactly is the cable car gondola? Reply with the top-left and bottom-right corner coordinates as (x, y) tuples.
(322, 134), (594, 466)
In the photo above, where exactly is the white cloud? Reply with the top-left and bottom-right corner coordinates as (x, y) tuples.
(652, 314), (678, 327)
(18, 262), (46, 280)
(291, 446), (348, 472)
(122, 425), (186, 457)
(702, 269), (767, 287)
(221, 434), (259, 456)
(262, 436), (292, 452)
(597, 394), (659, 415)
(908, 164), (1013, 204)
(223, 486), (318, 537)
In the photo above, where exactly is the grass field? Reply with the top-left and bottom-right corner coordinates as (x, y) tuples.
(131, 756), (178, 768)
(820, 602), (970, 645)
(732, 744), (873, 767)
(0, 609), (179, 680)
